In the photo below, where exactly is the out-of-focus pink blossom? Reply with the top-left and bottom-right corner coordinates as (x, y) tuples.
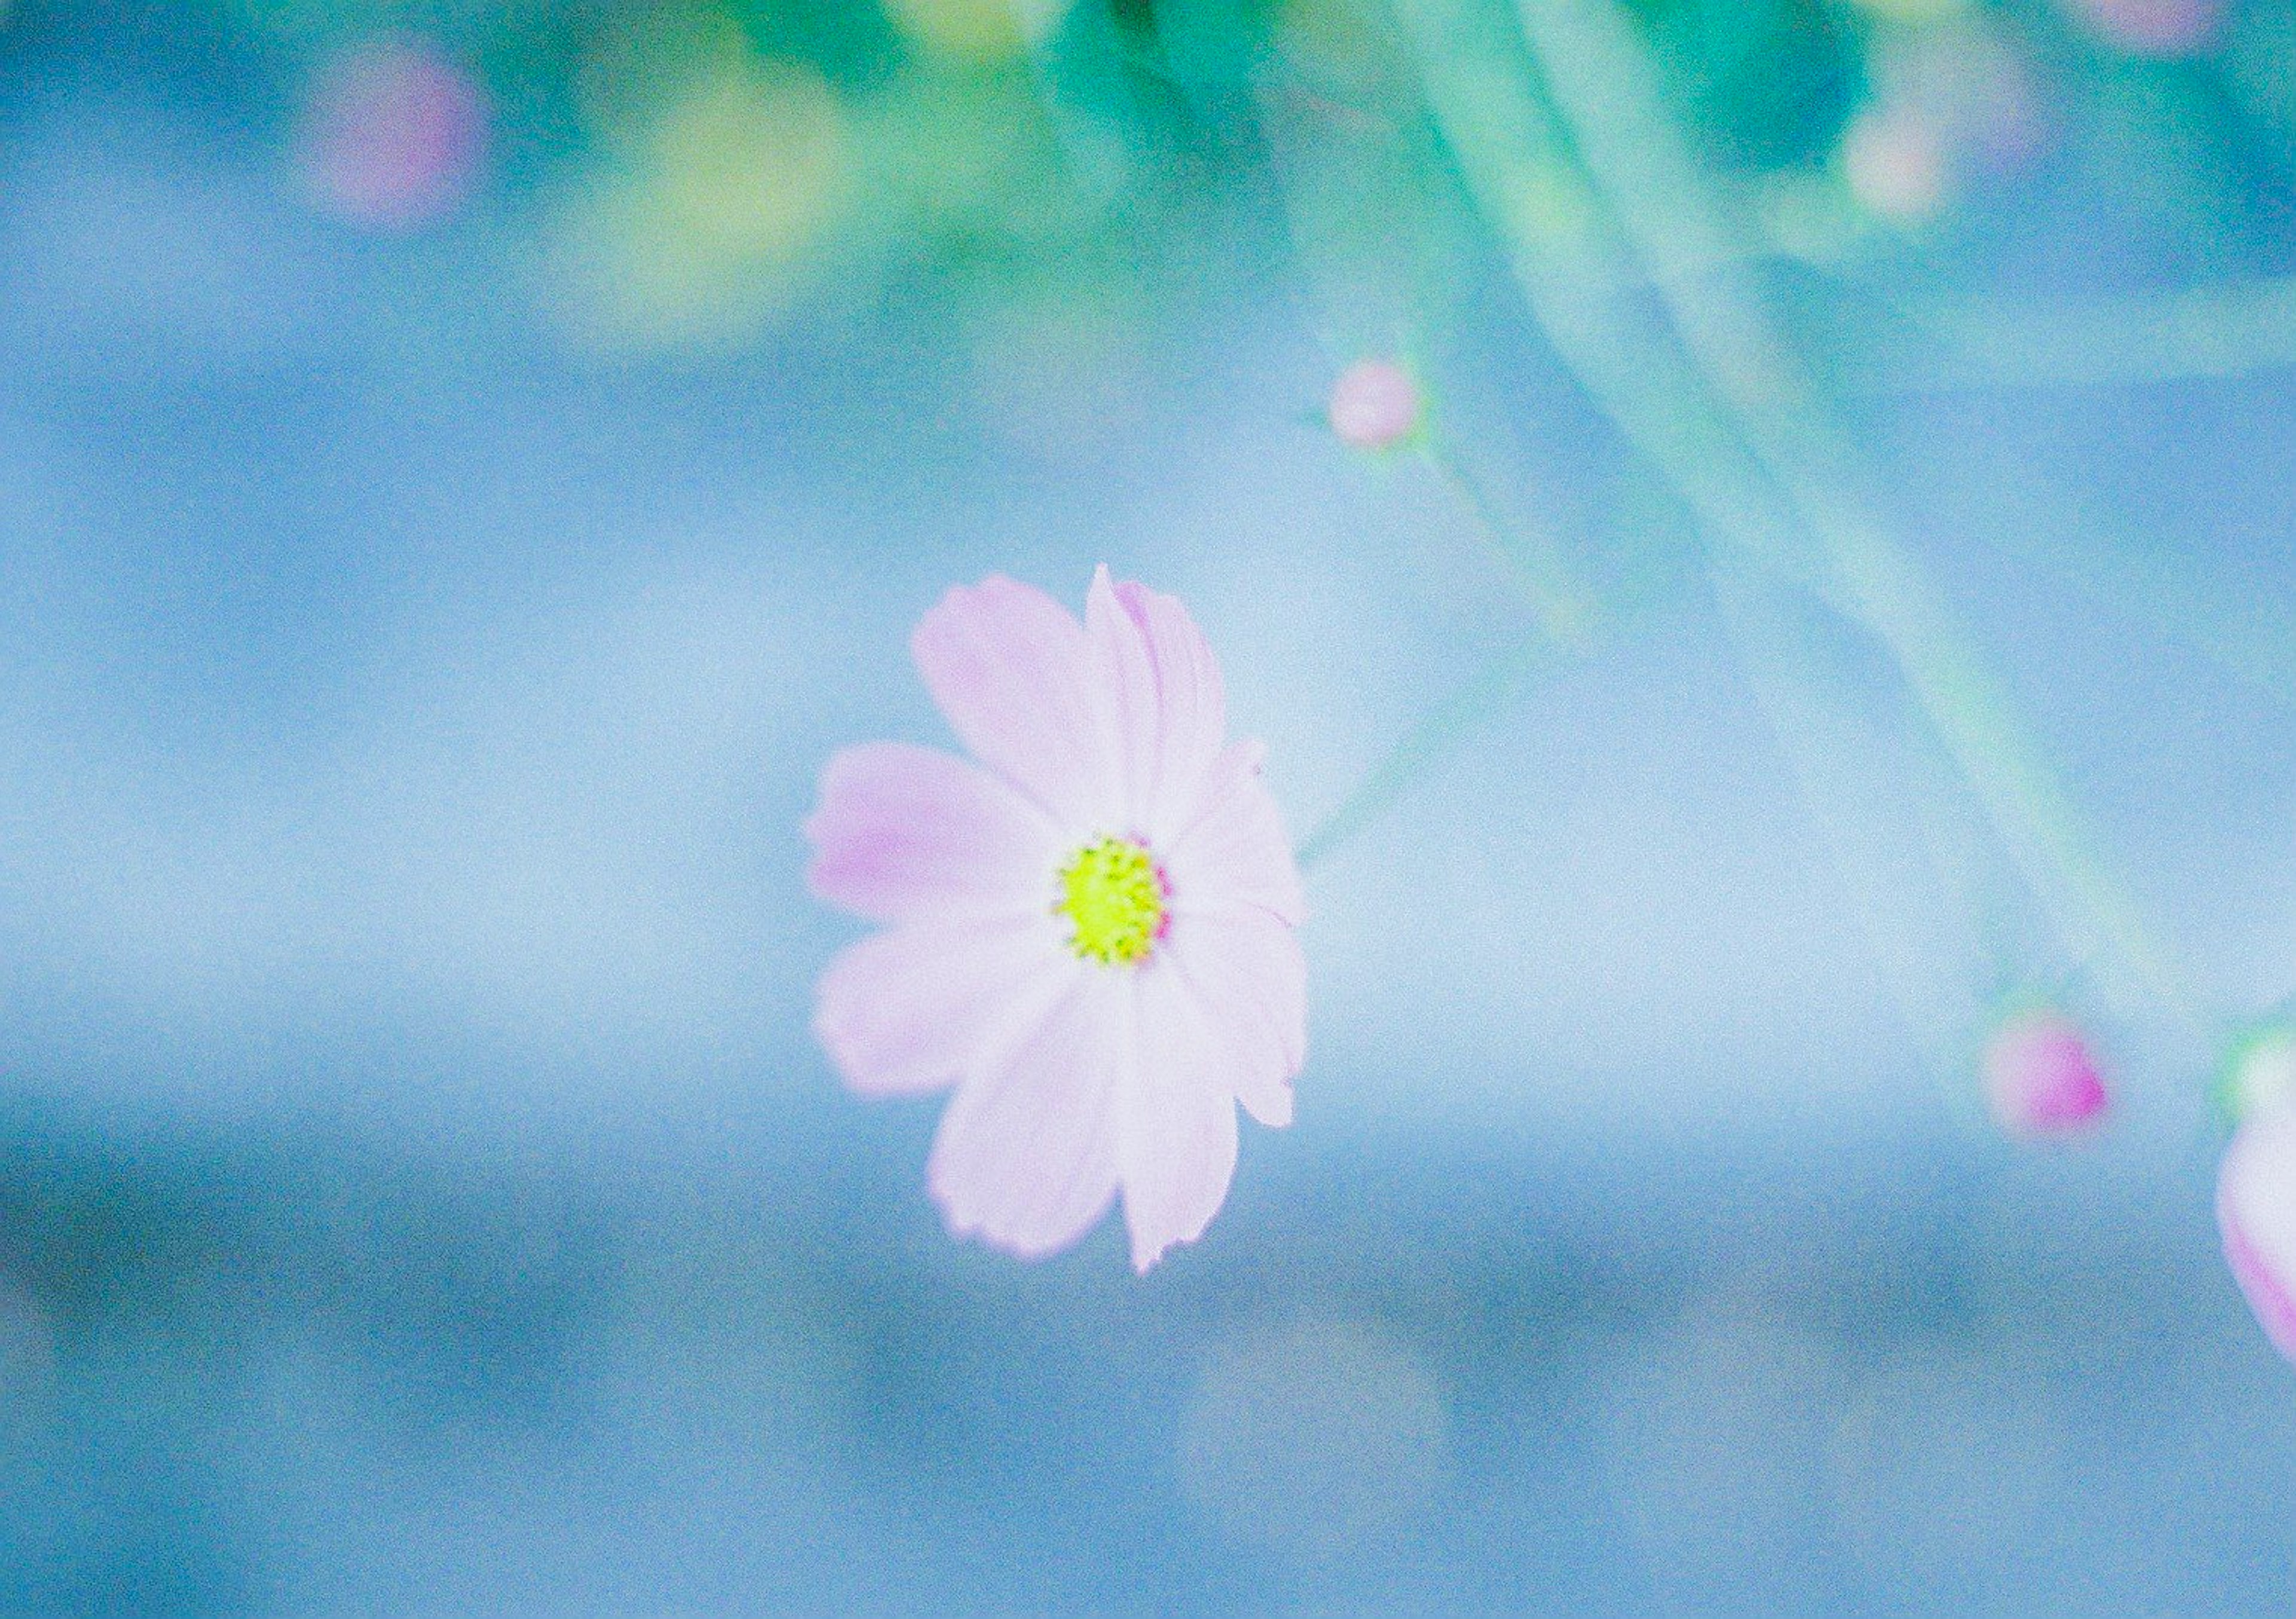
(1327, 360), (1423, 451)
(301, 40), (488, 229)
(1903, 26), (2050, 176)
(1981, 1005), (2108, 1138)
(2059, 0), (2225, 57)
(1855, 20), (2052, 210)
(806, 568), (1305, 1272)
(1956, 44), (2050, 173)
(1842, 103), (1951, 223)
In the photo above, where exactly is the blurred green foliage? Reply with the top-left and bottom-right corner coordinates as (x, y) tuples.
(7, 0), (2280, 356)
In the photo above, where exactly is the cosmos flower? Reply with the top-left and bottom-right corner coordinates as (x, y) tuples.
(806, 569), (1306, 1270)
(1980, 1003), (2108, 1138)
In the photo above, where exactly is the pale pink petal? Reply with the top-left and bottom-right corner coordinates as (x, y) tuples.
(1162, 740), (1306, 925)
(1087, 567), (1159, 827)
(815, 913), (1068, 1096)
(805, 741), (1060, 924)
(911, 576), (1119, 829)
(1086, 566), (1228, 841)
(1164, 905), (1305, 1128)
(2219, 1105), (2296, 1363)
(929, 966), (1123, 1259)
(1119, 962), (1242, 1271)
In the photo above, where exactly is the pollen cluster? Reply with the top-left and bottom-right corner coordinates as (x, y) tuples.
(1056, 836), (1167, 966)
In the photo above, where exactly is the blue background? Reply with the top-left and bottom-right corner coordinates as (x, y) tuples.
(5, 2), (2296, 1610)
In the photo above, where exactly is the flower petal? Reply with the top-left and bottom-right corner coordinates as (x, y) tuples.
(1119, 961), (1242, 1272)
(929, 965), (1123, 1259)
(1163, 740), (1306, 925)
(815, 914), (1068, 1096)
(805, 742), (1061, 925)
(2220, 1105), (2296, 1363)
(1164, 905), (1306, 1129)
(1086, 566), (1228, 842)
(911, 576), (1119, 830)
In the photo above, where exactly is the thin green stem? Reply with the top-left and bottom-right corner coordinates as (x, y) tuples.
(1857, 273), (2296, 393)
(1296, 631), (1561, 872)
(1525, 0), (2203, 1035)
(1702, 555), (1986, 1104)
(1396, 0), (2207, 1038)
(1807, 241), (2296, 702)
(1296, 429), (1603, 874)
(1418, 438), (1601, 652)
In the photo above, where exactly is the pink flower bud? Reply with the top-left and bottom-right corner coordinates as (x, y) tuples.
(1981, 1006), (2108, 1138)
(1327, 360), (1422, 452)
(2060, 0), (2224, 57)
(301, 41), (488, 230)
(2219, 1102), (2296, 1363)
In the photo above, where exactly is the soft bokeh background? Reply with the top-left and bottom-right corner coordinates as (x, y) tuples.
(5, 0), (2296, 1611)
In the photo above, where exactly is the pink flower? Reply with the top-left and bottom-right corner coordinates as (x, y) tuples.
(1981, 1004), (2108, 1138)
(2219, 1102), (2296, 1363)
(806, 569), (1306, 1270)
(1327, 360), (1422, 451)
(300, 40), (488, 230)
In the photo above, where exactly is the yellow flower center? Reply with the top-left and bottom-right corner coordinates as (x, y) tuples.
(1055, 836), (1167, 967)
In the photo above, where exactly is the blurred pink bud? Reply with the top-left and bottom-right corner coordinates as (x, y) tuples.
(1327, 360), (1422, 451)
(2060, 0), (2224, 57)
(2219, 1102), (2296, 1363)
(301, 41), (487, 229)
(1982, 1006), (2108, 1138)
(1842, 105), (1950, 223)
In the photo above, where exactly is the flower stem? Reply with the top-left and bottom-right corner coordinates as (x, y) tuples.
(1418, 436), (1600, 653)
(1866, 273), (2296, 393)
(1396, 0), (2207, 1038)
(1296, 630), (1560, 872)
